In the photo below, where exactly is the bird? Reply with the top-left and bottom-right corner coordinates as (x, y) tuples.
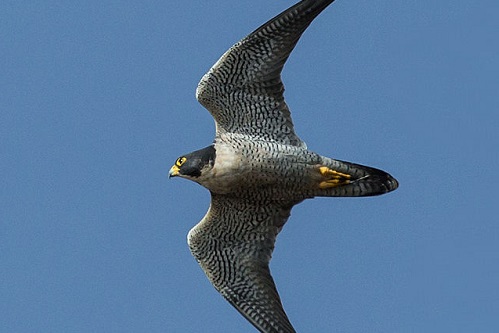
(169, 0), (398, 332)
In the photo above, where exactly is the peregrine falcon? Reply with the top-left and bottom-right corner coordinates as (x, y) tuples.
(169, 0), (398, 332)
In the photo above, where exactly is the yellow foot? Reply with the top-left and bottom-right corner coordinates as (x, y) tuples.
(318, 166), (352, 189)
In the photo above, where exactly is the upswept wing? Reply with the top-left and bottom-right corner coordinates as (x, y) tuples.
(196, 0), (335, 147)
(188, 194), (298, 333)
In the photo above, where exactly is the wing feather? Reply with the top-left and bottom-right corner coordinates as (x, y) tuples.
(196, 0), (336, 147)
(188, 194), (297, 333)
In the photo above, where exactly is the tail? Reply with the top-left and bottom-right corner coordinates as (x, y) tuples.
(310, 157), (399, 197)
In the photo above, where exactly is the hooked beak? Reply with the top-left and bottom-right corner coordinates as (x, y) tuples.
(169, 165), (180, 178)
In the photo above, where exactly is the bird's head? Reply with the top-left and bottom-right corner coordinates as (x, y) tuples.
(169, 145), (216, 180)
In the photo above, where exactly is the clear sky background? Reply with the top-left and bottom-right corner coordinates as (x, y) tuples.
(2, 0), (498, 332)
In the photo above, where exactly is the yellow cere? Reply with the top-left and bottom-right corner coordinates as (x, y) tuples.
(169, 164), (180, 177)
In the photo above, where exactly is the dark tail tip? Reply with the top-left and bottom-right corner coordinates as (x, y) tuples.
(355, 166), (399, 196)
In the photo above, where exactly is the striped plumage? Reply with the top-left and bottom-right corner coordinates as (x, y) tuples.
(169, 0), (398, 332)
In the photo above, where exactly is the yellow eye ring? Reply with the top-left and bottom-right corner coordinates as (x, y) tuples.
(176, 157), (187, 167)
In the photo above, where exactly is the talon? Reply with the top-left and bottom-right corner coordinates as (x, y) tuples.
(319, 179), (351, 189)
(318, 166), (352, 189)
(318, 166), (351, 179)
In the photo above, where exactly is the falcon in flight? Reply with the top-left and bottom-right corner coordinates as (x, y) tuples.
(169, 0), (398, 332)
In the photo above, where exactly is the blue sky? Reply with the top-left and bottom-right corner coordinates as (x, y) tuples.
(2, 0), (498, 332)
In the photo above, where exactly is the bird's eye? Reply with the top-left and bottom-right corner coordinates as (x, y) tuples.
(176, 157), (187, 167)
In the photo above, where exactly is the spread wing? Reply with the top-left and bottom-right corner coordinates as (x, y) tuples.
(188, 194), (298, 333)
(196, 0), (335, 147)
